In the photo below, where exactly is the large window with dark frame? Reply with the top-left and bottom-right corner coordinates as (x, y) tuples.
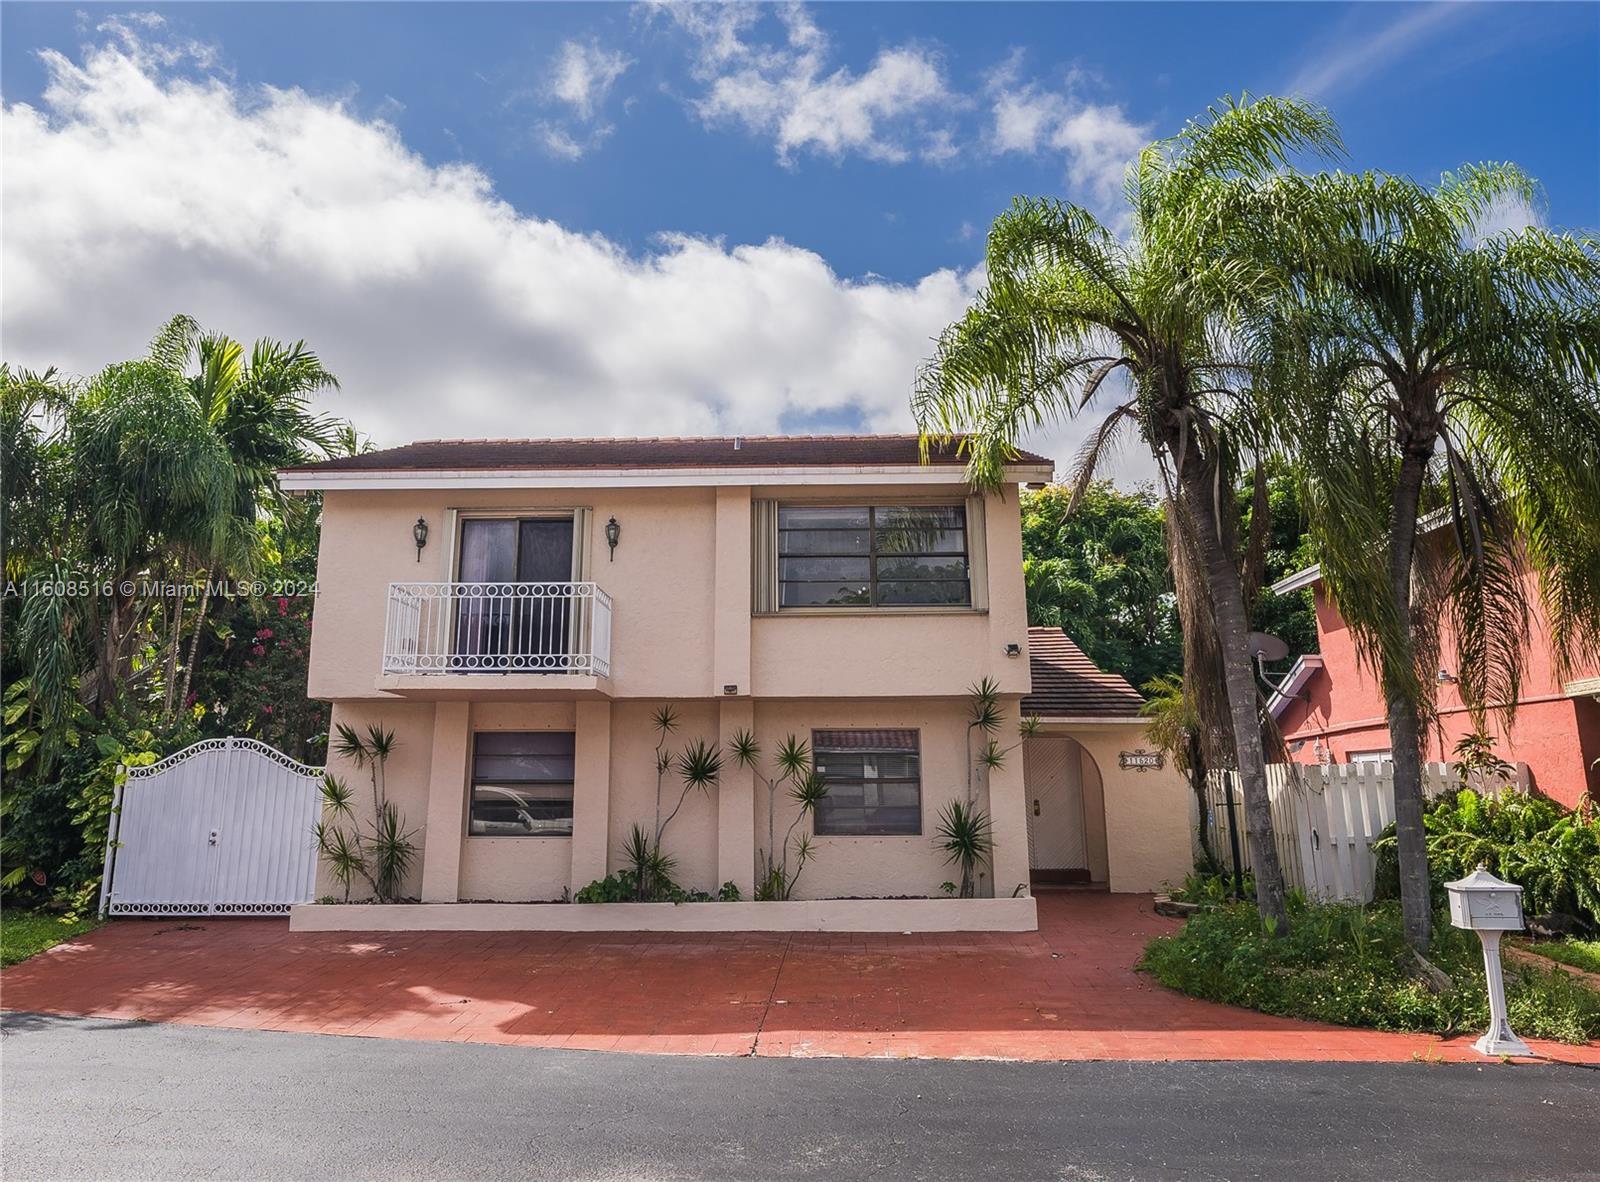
(777, 505), (970, 608)
(812, 729), (922, 836)
(468, 732), (576, 837)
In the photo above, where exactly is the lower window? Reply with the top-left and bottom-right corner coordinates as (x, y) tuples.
(812, 729), (921, 835)
(469, 732), (575, 837)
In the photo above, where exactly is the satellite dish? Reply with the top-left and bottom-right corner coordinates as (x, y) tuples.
(1249, 631), (1290, 663)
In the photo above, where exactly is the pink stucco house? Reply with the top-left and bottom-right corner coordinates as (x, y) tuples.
(1269, 560), (1600, 809)
(279, 436), (1191, 931)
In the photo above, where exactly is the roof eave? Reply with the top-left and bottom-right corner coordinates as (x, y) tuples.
(277, 461), (1055, 492)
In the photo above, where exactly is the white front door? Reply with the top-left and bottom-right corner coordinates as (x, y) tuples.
(1024, 737), (1088, 879)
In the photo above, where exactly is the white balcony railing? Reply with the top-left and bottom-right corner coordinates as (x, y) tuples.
(383, 582), (612, 677)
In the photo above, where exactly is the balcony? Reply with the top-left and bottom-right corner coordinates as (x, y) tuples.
(382, 583), (612, 692)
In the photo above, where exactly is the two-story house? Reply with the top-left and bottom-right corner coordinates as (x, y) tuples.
(280, 436), (1191, 930)
(1269, 554), (1600, 809)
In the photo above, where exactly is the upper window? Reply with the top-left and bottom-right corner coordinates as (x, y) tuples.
(812, 729), (922, 836)
(777, 505), (970, 608)
(469, 732), (576, 837)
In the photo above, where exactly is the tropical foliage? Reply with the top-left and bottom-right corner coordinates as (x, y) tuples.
(915, 95), (1370, 928)
(1372, 789), (1600, 930)
(1, 316), (350, 911)
(731, 730), (827, 901)
(1273, 157), (1600, 953)
(315, 724), (417, 903)
(1140, 897), (1600, 1043)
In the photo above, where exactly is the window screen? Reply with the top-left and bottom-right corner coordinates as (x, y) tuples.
(778, 506), (969, 607)
(469, 732), (575, 837)
(812, 729), (921, 836)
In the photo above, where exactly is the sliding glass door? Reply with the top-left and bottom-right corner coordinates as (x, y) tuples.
(453, 517), (575, 669)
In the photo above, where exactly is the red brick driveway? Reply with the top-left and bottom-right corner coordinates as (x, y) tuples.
(4, 893), (1595, 1063)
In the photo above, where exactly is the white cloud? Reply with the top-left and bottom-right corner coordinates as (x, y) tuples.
(1468, 192), (1542, 243)
(526, 38), (632, 159)
(983, 55), (1147, 208)
(1289, 3), (1468, 99)
(548, 39), (632, 120)
(1, 31), (991, 454)
(662, 2), (958, 165)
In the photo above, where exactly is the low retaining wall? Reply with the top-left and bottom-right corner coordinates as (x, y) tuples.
(289, 896), (1038, 934)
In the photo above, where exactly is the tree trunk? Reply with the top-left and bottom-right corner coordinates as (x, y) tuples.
(161, 593), (185, 722)
(1176, 465), (1290, 931)
(1385, 449), (1434, 952)
(176, 574), (211, 718)
(93, 594), (133, 718)
(1187, 731), (1219, 873)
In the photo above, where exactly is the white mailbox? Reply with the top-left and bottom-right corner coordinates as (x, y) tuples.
(1445, 866), (1525, 931)
(1445, 865), (1530, 1058)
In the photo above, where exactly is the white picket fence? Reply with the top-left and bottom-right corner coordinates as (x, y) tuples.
(1205, 761), (1529, 903)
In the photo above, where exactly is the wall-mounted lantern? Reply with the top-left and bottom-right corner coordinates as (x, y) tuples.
(1446, 865), (1530, 1057)
(605, 516), (621, 561)
(412, 516), (429, 563)
(1004, 643), (1022, 658)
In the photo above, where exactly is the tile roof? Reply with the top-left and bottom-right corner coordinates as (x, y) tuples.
(1022, 626), (1146, 719)
(283, 434), (1052, 473)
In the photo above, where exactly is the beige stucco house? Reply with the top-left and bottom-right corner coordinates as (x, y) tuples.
(280, 436), (1190, 931)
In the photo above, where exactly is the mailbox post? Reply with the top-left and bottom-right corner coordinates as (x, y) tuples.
(1445, 866), (1531, 1058)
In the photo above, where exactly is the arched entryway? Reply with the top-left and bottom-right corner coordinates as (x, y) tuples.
(1023, 736), (1108, 887)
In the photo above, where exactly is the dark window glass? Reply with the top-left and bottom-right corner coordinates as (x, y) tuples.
(469, 732), (575, 837)
(776, 506), (970, 608)
(812, 729), (921, 836)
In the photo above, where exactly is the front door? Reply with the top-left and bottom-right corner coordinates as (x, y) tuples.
(455, 517), (575, 668)
(1024, 737), (1090, 884)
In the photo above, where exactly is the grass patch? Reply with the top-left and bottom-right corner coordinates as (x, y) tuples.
(1519, 938), (1600, 977)
(1, 910), (101, 967)
(1138, 900), (1600, 1045)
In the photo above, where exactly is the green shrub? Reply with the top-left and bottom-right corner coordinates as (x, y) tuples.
(573, 869), (731, 905)
(1372, 789), (1600, 928)
(1138, 898), (1600, 1044)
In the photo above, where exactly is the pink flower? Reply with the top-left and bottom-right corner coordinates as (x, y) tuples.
(277, 598), (289, 616)
(251, 644), (266, 657)
(256, 628), (273, 640)
(263, 705), (274, 714)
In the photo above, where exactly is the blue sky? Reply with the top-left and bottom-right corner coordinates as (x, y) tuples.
(3, 2), (1596, 474)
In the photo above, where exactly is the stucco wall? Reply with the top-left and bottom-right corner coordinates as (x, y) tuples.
(1034, 723), (1193, 894)
(1280, 582), (1600, 807)
(317, 694), (1035, 904)
(307, 482), (1031, 702)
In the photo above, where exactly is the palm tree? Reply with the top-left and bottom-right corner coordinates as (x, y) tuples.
(1140, 673), (1222, 875)
(915, 96), (1355, 929)
(148, 315), (341, 716)
(58, 359), (238, 715)
(1273, 168), (1600, 951)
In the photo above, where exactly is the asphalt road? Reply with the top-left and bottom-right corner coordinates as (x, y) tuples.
(2, 1013), (1596, 1182)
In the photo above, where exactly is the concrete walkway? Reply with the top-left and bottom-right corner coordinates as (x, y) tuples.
(3, 893), (1596, 1063)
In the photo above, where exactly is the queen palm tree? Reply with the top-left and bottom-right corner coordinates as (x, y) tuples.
(147, 315), (341, 716)
(913, 96), (1369, 928)
(1273, 169), (1600, 950)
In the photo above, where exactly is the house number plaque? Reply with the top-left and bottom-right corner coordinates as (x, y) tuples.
(1119, 749), (1164, 771)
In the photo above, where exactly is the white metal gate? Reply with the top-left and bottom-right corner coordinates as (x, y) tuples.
(99, 737), (323, 917)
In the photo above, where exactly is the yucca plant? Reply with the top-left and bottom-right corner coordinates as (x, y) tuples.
(622, 822), (678, 902)
(317, 723), (415, 902)
(733, 730), (826, 900)
(962, 678), (1039, 807)
(935, 800), (995, 899)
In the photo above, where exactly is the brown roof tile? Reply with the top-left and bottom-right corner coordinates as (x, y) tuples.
(1022, 626), (1146, 719)
(282, 435), (1052, 473)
